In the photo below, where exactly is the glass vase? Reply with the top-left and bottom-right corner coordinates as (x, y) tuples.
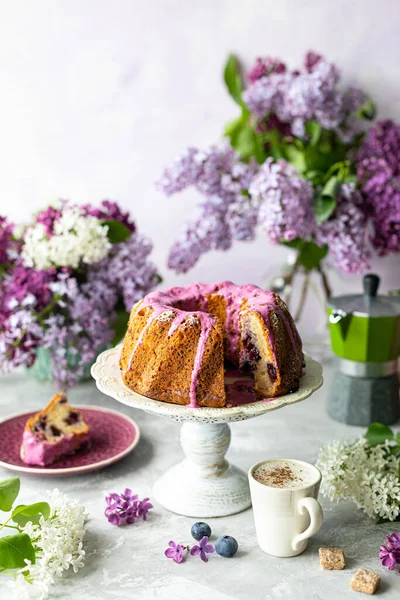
(262, 251), (339, 363)
(27, 346), (94, 385)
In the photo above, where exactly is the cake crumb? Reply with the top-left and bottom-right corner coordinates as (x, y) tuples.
(350, 569), (380, 595)
(319, 547), (346, 570)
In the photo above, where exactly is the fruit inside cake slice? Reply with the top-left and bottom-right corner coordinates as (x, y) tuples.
(20, 393), (90, 466)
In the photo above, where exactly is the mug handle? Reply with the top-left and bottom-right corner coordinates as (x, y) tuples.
(292, 497), (323, 551)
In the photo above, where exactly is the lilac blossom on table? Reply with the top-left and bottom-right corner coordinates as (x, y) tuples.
(105, 489), (153, 526)
(316, 183), (371, 274)
(164, 541), (188, 564)
(190, 536), (215, 562)
(157, 142), (258, 273)
(249, 158), (315, 244)
(380, 532), (400, 571)
(357, 120), (400, 256)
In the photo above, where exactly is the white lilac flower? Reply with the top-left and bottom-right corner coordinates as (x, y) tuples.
(317, 437), (400, 522)
(12, 489), (87, 599)
(21, 206), (111, 270)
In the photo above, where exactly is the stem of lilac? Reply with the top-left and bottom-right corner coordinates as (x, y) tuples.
(282, 256), (300, 309)
(318, 264), (332, 301)
(0, 518), (20, 532)
(294, 270), (310, 322)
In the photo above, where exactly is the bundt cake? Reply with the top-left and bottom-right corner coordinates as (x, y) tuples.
(21, 393), (90, 466)
(120, 282), (304, 408)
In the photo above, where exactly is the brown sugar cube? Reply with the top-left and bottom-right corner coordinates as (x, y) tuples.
(350, 569), (380, 595)
(319, 547), (346, 570)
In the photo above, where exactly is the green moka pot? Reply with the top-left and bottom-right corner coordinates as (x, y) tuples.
(327, 274), (400, 426)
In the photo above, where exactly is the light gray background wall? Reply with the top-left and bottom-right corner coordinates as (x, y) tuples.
(0, 0), (399, 302)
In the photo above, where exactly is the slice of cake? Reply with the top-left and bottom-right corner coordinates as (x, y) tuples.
(21, 393), (90, 466)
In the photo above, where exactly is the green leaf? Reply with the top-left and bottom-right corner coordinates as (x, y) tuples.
(12, 502), (51, 527)
(396, 432), (400, 445)
(224, 115), (244, 137)
(298, 241), (328, 271)
(228, 119), (265, 163)
(112, 309), (130, 346)
(0, 478), (20, 512)
(305, 120), (322, 146)
(322, 175), (340, 199)
(280, 239), (328, 271)
(0, 533), (35, 569)
(313, 195), (336, 225)
(283, 144), (306, 173)
(223, 54), (244, 106)
(356, 98), (376, 121)
(102, 220), (131, 244)
(312, 176), (340, 225)
(365, 423), (394, 446)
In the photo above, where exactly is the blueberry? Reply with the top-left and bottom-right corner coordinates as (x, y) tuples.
(215, 535), (238, 558)
(191, 522), (211, 541)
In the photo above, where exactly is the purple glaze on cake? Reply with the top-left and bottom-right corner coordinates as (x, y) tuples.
(125, 281), (302, 408)
(21, 429), (91, 467)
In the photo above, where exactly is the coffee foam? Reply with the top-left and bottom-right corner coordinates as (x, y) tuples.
(253, 460), (316, 489)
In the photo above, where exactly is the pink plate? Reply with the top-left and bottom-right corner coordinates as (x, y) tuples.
(0, 405), (140, 476)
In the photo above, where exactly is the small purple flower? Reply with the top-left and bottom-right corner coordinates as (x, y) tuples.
(380, 545), (398, 570)
(247, 56), (286, 83)
(137, 498), (153, 521)
(35, 205), (62, 235)
(104, 490), (153, 526)
(380, 532), (400, 571)
(190, 536), (215, 562)
(386, 532), (400, 551)
(165, 541), (187, 564)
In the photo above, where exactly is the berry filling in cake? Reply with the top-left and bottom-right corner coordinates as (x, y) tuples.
(21, 393), (90, 466)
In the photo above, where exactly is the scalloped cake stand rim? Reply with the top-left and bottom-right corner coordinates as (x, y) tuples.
(90, 344), (323, 423)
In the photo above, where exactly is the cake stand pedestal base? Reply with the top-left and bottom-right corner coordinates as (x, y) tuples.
(153, 422), (251, 518)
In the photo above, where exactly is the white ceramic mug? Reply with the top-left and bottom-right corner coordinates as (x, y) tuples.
(248, 458), (323, 558)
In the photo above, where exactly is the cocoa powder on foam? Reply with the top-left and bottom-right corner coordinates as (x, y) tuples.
(254, 462), (308, 489)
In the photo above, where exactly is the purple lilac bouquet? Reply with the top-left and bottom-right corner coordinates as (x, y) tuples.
(0, 200), (160, 387)
(157, 51), (399, 279)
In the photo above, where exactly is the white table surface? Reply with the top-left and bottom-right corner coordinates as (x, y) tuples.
(0, 361), (399, 600)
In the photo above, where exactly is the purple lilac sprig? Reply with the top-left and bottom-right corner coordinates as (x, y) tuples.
(356, 119), (400, 256)
(0, 216), (16, 265)
(249, 158), (315, 244)
(83, 199), (136, 234)
(157, 141), (258, 273)
(244, 51), (366, 142)
(165, 536), (215, 564)
(316, 183), (371, 274)
(105, 489), (153, 526)
(0, 200), (160, 385)
(380, 532), (400, 571)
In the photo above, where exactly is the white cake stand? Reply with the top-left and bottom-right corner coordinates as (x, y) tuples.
(91, 345), (323, 518)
